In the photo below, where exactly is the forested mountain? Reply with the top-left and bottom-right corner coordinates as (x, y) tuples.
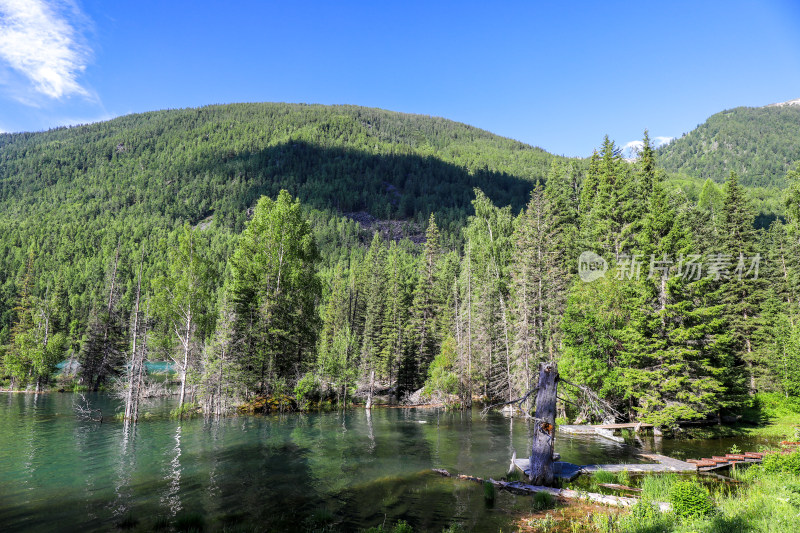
(0, 103), (560, 347)
(658, 101), (800, 188)
(2, 103), (798, 429)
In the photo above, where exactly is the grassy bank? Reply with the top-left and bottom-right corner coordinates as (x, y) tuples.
(514, 449), (800, 533)
(676, 393), (800, 441)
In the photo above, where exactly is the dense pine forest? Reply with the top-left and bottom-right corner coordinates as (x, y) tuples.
(658, 102), (800, 189)
(1, 103), (798, 427)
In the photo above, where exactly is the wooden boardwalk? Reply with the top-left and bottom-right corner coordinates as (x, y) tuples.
(558, 423), (655, 443)
(687, 452), (765, 471)
(514, 453), (697, 482)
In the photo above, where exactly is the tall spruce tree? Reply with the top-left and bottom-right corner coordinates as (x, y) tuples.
(719, 171), (766, 395)
(510, 173), (573, 399)
(407, 214), (443, 386)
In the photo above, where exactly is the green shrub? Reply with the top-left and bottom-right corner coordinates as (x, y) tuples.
(669, 481), (714, 518)
(423, 336), (459, 402)
(762, 450), (800, 475)
(294, 372), (318, 411)
(392, 521), (413, 533)
(617, 469), (630, 487)
(364, 521), (414, 533)
(170, 402), (199, 419)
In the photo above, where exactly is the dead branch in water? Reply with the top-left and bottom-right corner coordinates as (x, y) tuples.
(480, 386), (538, 416)
(431, 469), (670, 512)
(73, 394), (103, 423)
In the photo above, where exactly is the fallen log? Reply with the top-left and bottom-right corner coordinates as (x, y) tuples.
(431, 469), (670, 512)
(598, 483), (642, 493)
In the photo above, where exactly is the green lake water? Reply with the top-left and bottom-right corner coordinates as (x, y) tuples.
(0, 393), (778, 532)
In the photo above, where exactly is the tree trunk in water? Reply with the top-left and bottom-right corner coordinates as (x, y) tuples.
(366, 369), (375, 409)
(178, 309), (192, 417)
(528, 362), (558, 486)
(179, 358), (188, 416)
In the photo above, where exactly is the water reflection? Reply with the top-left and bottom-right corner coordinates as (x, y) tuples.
(162, 425), (183, 516)
(0, 394), (782, 532)
(112, 421), (134, 520)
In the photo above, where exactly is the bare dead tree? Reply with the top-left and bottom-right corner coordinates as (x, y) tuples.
(124, 246), (145, 421)
(73, 393), (103, 423)
(559, 378), (622, 423)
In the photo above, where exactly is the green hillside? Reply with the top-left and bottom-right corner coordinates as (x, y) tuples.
(657, 102), (800, 188)
(2, 103), (798, 431)
(0, 103), (561, 342)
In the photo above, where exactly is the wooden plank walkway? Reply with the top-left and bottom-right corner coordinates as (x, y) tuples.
(514, 453), (697, 481)
(558, 423), (655, 442)
(581, 454), (696, 474)
(687, 452), (765, 471)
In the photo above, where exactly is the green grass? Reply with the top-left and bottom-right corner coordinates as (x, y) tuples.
(640, 474), (681, 502)
(593, 469), (618, 484)
(505, 469), (523, 482)
(746, 413), (800, 439)
(483, 481), (496, 502)
(579, 467), (800, 532)
(532, 490), (555, 511)
(675, 393), (800, 441)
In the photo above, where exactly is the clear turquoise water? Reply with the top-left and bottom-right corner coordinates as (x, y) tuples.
(55, 360), (175, 373)
(0, 393), (776, 532)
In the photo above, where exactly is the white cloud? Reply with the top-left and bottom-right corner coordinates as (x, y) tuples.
(0, 0), (91, 101)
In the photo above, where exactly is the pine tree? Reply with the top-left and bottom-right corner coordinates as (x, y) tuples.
(407, 214), (443, 386)
(509, 176), (572, 400)
(4, 252), (37, 390)
(379, 242), (413, 387)
(360, 232), (386, 405)
(719, 171), (766, 395)
(79, 243), (126, 391)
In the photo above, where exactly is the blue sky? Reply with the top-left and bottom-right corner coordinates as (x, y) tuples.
(1, 0), (799, 157)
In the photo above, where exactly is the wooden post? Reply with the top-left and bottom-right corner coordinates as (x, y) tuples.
(529, 362), (558, 486)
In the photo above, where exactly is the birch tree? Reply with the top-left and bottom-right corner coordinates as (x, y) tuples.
(154, 225), (214, 414)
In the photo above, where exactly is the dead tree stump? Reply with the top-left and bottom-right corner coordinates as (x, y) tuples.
(528, 362), (558, 486)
